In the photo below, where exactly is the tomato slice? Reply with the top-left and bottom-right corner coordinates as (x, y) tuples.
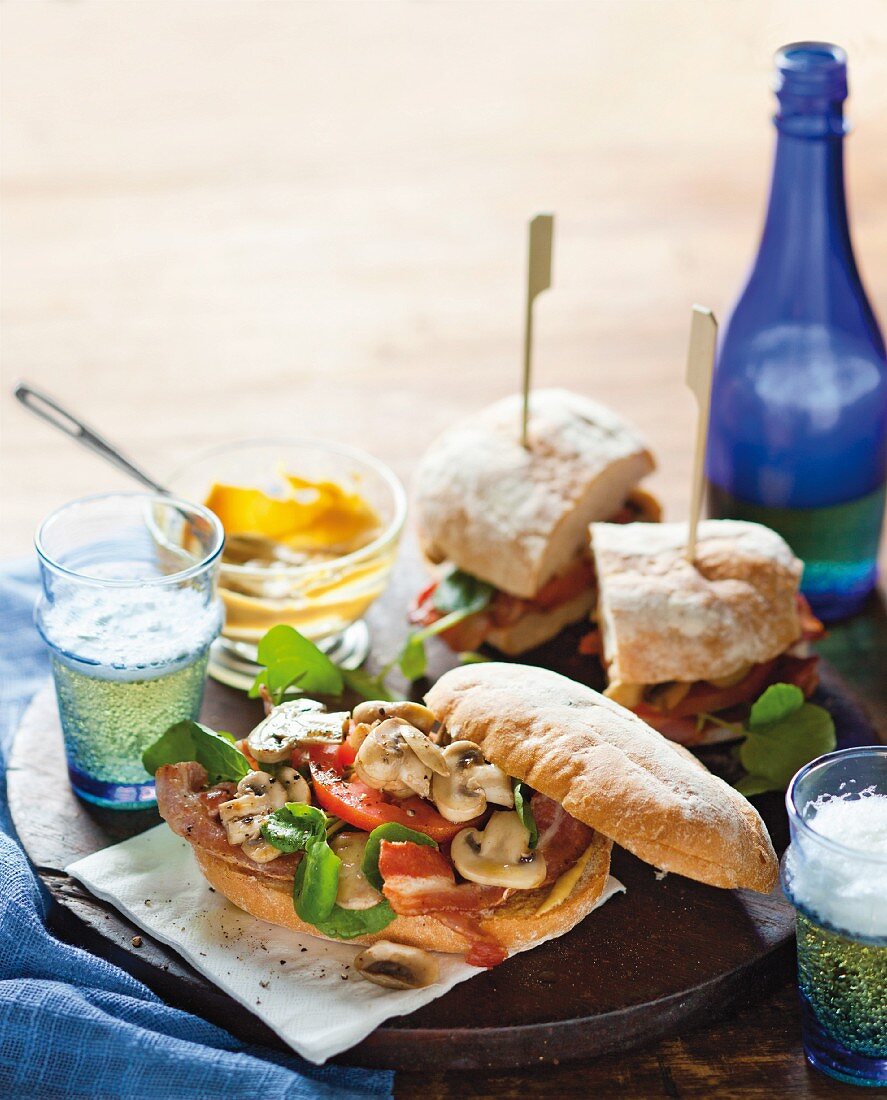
(307, 758), (470, 842)
(303, 741), (356, 772)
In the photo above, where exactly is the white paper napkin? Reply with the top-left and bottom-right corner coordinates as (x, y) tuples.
(67, 826), (624, 1063)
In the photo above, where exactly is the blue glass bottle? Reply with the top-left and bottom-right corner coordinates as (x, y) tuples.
(706, 43), (886, 620)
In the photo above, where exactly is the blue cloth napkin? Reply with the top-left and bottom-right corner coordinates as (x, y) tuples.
(0, 560), (394, 1099)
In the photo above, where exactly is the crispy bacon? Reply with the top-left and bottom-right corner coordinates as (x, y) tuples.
(378, 841), (506, 915)
(435, 914), (508, 968)
(532, 793), (597, 885)
(155, 762), (300, 880)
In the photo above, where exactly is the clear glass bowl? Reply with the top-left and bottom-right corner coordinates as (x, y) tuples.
(167, 439), (406, 688)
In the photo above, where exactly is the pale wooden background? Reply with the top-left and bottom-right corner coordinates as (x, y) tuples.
(2, 0), (886, 560)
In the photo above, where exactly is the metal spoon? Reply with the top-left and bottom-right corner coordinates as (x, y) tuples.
(14, 381), (169, 494)
(13, 381), (287, 565)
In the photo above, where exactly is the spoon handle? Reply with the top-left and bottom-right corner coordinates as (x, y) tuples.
(14, 382), (169, 495)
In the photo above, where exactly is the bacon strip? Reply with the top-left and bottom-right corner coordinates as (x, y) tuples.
(155, 762), (300, 880)
(378, 841), (506, 915)
(532, 793), (597, 885)
(435, 914), (508, 968)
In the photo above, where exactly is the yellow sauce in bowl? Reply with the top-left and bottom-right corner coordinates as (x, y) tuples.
(203, 471), (392, 644)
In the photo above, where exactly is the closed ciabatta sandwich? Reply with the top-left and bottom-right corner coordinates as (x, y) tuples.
(148, 663), (777, 987)
(410, 389), (659, 656)
(584, 520), (825, 746)
(426, 664), (778, 894)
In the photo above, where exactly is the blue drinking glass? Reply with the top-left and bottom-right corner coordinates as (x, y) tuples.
(35, 492), (225, 809)
(706, 43), (887, 621)
(781, 748), (887, 1086)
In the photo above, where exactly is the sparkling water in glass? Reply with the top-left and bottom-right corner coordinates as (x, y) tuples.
(781, 747), (887, 1086)
(35, 492), (225, 809)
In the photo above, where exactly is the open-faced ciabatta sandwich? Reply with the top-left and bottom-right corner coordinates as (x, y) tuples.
(150, 663), (777, 988)
(583, 519), (825, 746)
(410, 389), (660, 656)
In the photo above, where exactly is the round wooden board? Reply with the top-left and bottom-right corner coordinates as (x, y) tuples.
(9, 544), (880, 1071)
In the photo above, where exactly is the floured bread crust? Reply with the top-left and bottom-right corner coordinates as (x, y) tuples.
(194, 832), (612, 956)
(413, 389), (654, 599)
(590, 520), (803, 685)
(426, 663), (778, 893)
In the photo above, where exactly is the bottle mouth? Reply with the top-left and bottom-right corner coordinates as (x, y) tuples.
(775, 41), (848, 102)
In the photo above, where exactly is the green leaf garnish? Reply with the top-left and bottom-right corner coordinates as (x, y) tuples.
(735, 774), (780, 797)
(311, 900), (395, 939)
(748, 683), (804, 728)
(293, 835), (341, 925)
(340, 666), (396, 702)
(248, 625), (344, 705)
(458, 651), (490, 665)
(361, 823), (438, 891)
(142, 720), (250, 784)
(513, 782), (538, 848)
(433, 568), (494, 617)
(261, 803), (328, 853)
(385, 569), (497, 684)
(397, 634), (427, 682)
(733, 683), (836, 797)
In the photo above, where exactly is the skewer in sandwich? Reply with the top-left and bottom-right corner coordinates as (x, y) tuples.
(584, 519), (825, 745)
(411, 389), (660, 655)
(150, 664), (777, 984)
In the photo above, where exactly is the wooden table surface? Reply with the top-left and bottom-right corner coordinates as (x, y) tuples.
(2, 3), (886, 1096)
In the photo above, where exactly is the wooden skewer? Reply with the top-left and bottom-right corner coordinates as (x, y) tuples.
(684, 304), (718, 563)
(520, 213), (554, 447)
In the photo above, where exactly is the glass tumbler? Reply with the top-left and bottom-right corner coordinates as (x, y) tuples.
(781, 747), (887, 1086)
(35, 492), (225, 809)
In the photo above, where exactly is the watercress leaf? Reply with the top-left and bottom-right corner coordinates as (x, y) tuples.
(397, 634), (427, 682)
(735, 774), (779, 797)
(361, 823), (438, 891)
(256, 625), (344, 703)
(248, 670), (268, 700)
(748, 683), (805, 729)
(311, 900), (396, 939)
(340, 666), (396, 702)
(433, 568), (494, 617)
(142, 720), (250, 784)
(293, 835), (341, 924)
(261, 803), (328, 853)
(513, 782), (539, 849)
(458, 651), (490, 665)
(738, 703), (836, 789)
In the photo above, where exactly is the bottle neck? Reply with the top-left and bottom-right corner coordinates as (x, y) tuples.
(756, 122), (856, 289)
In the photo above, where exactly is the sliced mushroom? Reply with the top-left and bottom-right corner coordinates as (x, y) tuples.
(346, 721), (374, 752)
(351, 700), (438, 734)
(247, 699), (349, 764)
(330, 832), (383, 910)
(276, 765), (311, 805)
(218, 791), (269, 845)
(241, 836), (282, 863)
(353, 718), (446, 799)
(432, 741), (514, 823)
(354, 941), (440, 990)
(235, 769), (289, 810)
(451, 810), (546, 889)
